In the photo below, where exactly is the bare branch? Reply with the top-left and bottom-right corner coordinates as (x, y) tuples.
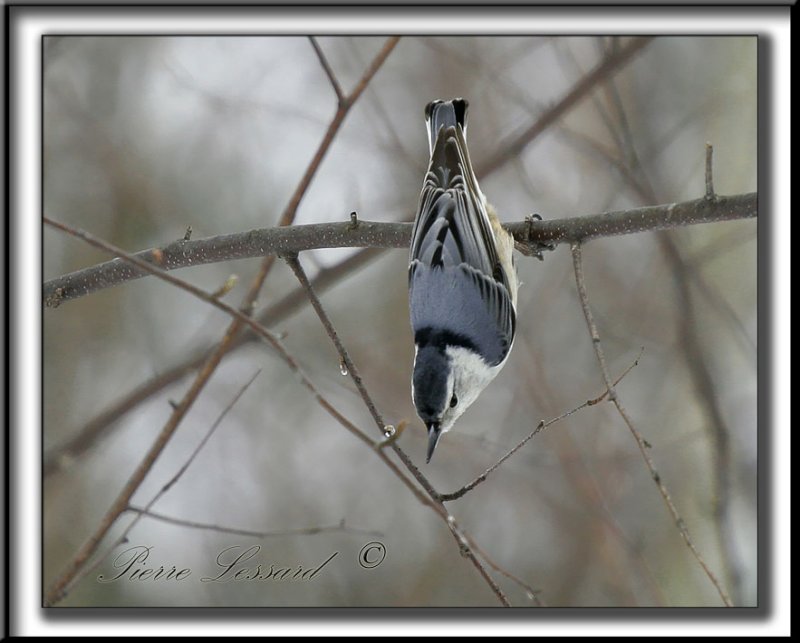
(477, 36), (654, 177)
(570, 242), (733, 607)
(43, 247), (272, 606)
(439, 514), (511, 607)
(277, 36), (399, 227)
(43, 192), (756, 306)
(705, 142), (715, 200)
(466, 535), (545, 606)
(65, 369), (261, 593)
(283, 255), (444, 496)
(657, 234), (744, 604)
(126, 507), (383, 539)
(439, 349), (643, 502)
(308, 36), (345, 104)
(580, 74), (745, 603)
(155, 369), (261, 499)
(43, 248), (384, 478)
(283, 255), (388, 437)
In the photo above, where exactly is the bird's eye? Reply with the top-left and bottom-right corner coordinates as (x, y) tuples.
(449, 395), (458, 408)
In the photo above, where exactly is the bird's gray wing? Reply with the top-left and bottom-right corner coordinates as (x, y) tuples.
(409, 124), (515, 364)
(410, 125), (503, 282)
(409, 261), (514, 366)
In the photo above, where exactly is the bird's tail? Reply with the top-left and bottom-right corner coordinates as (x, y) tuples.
(425, 98), (468, 155)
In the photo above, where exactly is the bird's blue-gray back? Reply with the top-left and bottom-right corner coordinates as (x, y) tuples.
(409, 123), (516, 366)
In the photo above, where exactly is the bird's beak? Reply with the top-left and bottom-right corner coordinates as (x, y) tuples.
(426, 422), (442, 463)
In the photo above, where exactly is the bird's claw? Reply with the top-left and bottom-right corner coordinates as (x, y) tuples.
(525, 213), (555, 261)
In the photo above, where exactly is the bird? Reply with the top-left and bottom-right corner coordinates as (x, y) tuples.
(408, 98), (519, 463)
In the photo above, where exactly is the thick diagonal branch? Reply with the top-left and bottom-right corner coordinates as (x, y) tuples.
(44, 192), (756, 307)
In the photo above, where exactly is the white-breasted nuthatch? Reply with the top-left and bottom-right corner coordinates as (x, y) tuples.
(409, 98), (519, 463)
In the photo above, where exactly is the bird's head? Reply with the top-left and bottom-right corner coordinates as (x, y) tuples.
(412, 343), (497, 463)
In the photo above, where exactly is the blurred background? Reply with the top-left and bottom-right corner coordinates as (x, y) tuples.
(43, 36), (757, 607)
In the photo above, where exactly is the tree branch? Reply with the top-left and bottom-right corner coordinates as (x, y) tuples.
(570, 242), (733, 607)
(476, 36), (654, 177)
(125, 507), (382, 540)
(438, 349), (643, 503)
(66, 368), (262, 593)
(658, 233), (743, 604)
(308, 36), (345, 104)
(43, 192), (756, 307)
(43, 247), (384, 478)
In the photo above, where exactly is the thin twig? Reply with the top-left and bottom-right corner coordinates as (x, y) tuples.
(43, 247), (384, 478)
(585, 76), (744, 603)
(570, 242), (733, 607)
(657, 234), (743, 604)
(440, 421), (547, 503)
(308, 36), (345, 104)
(283, 253), (386, 429)
(466, 535), (545, 606)
(439, 349), (643, 502)
(588, 347), (644, 405)
(439, 514), (511, 607)
(477, 36), (654, 177)
(156, 369), (261, 498)
(283, 254), (440, 501)
(43, 192), (757, 306)
(705, 142), (715, 200)
(67, 369), (262, 593)
(516, 331), (667, 606)
(43, 253), (272, 606)
(277, 36), (399, 228)
(126, 507), (383, 539)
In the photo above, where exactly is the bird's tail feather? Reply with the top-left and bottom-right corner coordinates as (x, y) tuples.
(425, 98), (468, 153)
